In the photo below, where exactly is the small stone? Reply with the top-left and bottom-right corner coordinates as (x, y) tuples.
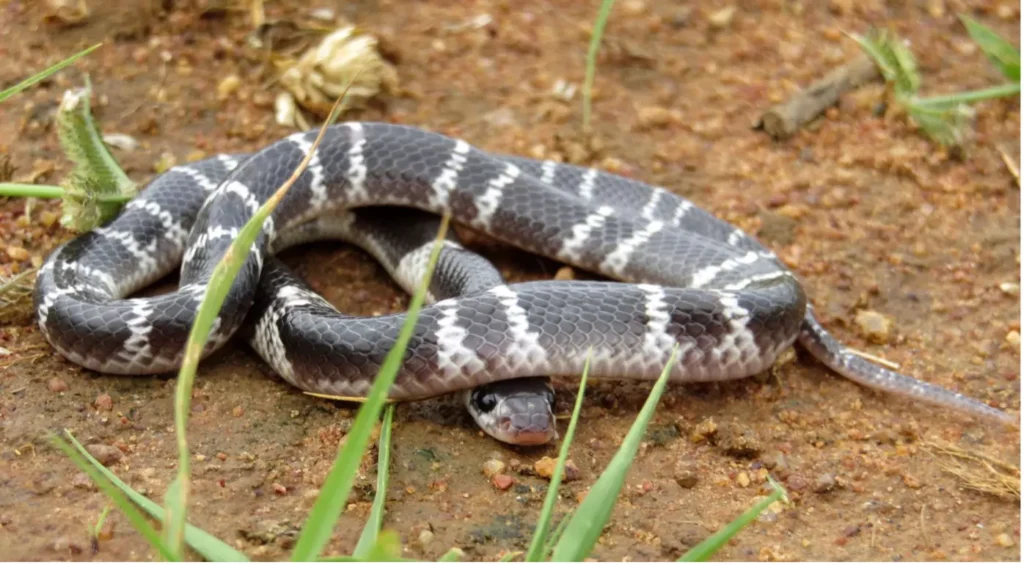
(232, 406), (245, 417)
(786, 473), (809, 492)
(998, 282), (1020, 297)
(620, 0), (647, 16)
(534, 456), (557, 478)
(1006, 331), (1020, 348)
(71, 472), (94, 490)
(482, 459), (506, 478)
(736, 471), (750, 487)
(534, 457), (580, 481)
(94, 393), (113, 411)
(902, 473), (923, 489)
(86, 444), (123, 466)
(674, 467), (699, 489)
(707, 6), (736, 28)
(717, 423), (761, 458)
(814, 473), (837, 493)
(554, 266), (576, 281)
(854, 310), (892, 344)
(47, 378), (69, 393)
(217, 75), (242, 100)
(6, 245), (29, 261)
(636, 106), (682, 129)
(690, 417), (717, 444)
(272, 483), (288, 495)
(995, 532), (1014, 547)
(491, 474), (514, 490)
(418, 529), (434, 546)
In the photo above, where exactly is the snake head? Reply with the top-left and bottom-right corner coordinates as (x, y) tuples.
(464, 377), (557, 446)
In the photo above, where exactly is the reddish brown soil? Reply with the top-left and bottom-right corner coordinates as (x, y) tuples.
(0, 0), (1020, 561)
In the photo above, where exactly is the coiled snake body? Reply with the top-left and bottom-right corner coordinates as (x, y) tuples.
(34, 123), (1014, 444)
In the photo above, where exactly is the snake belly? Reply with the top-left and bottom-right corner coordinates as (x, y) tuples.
(34, 122), (1014, 425)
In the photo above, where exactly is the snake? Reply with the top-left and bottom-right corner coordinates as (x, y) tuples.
(34, 122), (1015, 445)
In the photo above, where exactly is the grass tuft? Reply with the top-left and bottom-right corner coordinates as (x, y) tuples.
(354, 404), (396, 557)
(582, 0), (617, 133)
(851, 17), (1020, 147)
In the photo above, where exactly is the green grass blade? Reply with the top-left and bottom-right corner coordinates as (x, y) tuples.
(163, 90), (353, 560)
(0, 184), (66, 199)
(354, 404), (396, 557)
(524, 351), (591, 561)
(56, 431), (249, 561)
(915, 82), (1021, 108)
(582, 0), (617, 132)
(290, 215), (451, 561)
(551, 345), (678, 561)
(51, 432), (175, 561)
(960, 15), (1020, 81)
(0, 43), (101, 103)
(541, 511), (573, 559)
(677, 477), (789, 561)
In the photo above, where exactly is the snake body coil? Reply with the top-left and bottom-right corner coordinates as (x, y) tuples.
(35, 122), (1014, 438)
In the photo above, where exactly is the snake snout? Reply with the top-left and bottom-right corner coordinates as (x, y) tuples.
(497, 410), (556, 446)
(494, 396), (557, 446)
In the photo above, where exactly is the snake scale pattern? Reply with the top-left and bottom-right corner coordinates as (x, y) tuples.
(34, 122), (1014, 443)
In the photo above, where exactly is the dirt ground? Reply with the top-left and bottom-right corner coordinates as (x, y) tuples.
(0, 0), (1020, 561)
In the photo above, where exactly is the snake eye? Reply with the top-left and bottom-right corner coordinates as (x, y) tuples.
(472, 390), (498, 413)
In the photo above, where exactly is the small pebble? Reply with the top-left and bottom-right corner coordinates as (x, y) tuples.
(6, 245), (29, 261)
(707, 5), (736, 28)
(736, 471), (750, 487)
(272, 483), (288, 495)
(1006, 331), (1020, 348)
(71, 472), (93, 490)
(786, 473), (808, 492)
(999, 282), (1020, 297)
(47, 378), (69, 393)
(902, 473), (923, 489)
(482, 459), (506, 478)
(690, 417), (717, 444)
(636, 106), (682, 129)
(814, 473), (837, 493)
(86, 444), (123, 466)
(417, 529), (434, 546)
(854, 310), (892, 344)
(554, 266), (576, 281)
(674, 467), (699, 489)
(94, 393), (113, 411)
(491, 474), (514, 490)
(534, 457), (580, 481)
(995, 532), (1014, 548)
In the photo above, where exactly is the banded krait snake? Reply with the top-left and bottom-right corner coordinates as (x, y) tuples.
(34, 123), (1014, 444)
